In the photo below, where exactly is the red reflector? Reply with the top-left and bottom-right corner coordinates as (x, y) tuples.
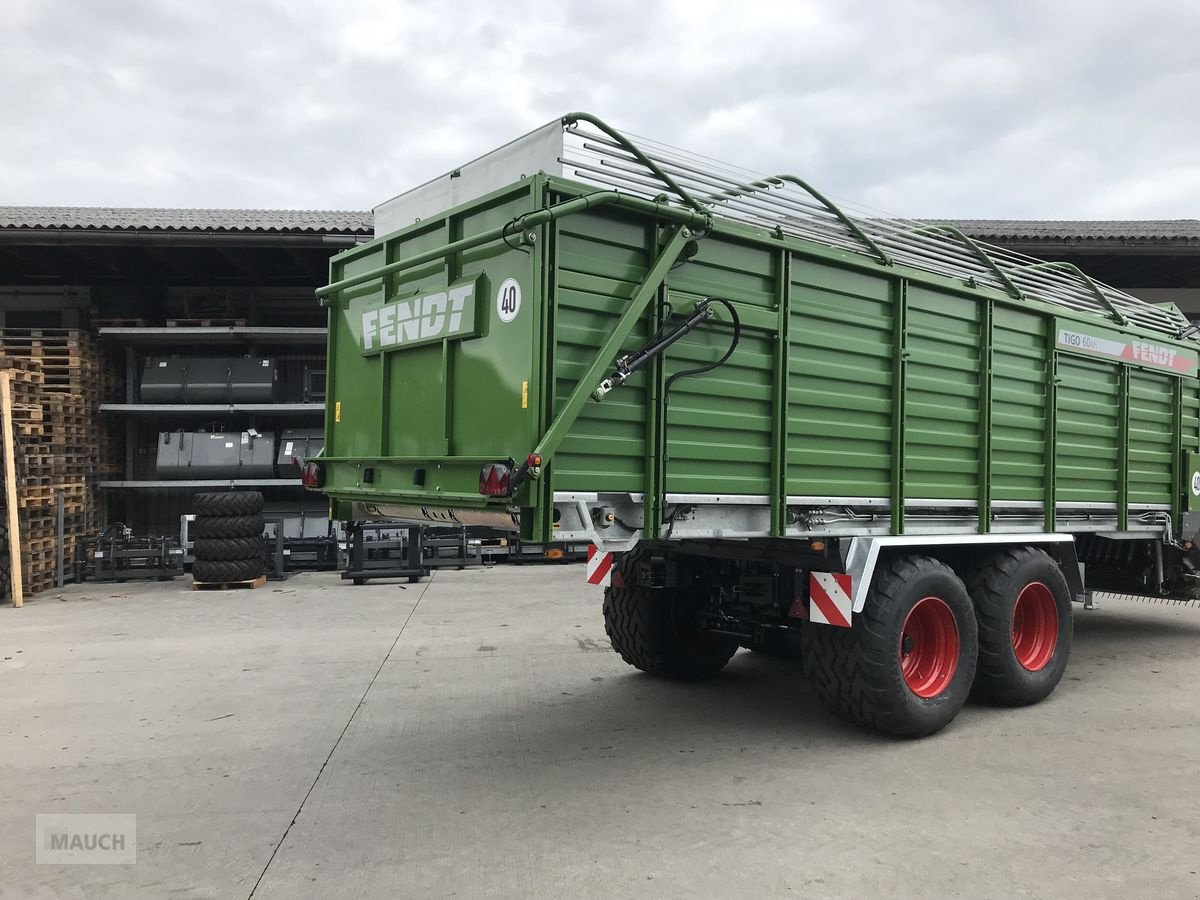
(301, 461), (325, 488)
(479, 463), (512, 497)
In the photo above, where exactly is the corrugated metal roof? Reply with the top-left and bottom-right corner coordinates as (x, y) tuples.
(0, 207), (373, 235)
(1, 207), (1196, 244)
(950, 219), (1200, 242)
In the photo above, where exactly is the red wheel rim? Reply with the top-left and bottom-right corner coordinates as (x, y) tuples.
(899, 596), (960, 698)
(1011, 581), (1058, 672)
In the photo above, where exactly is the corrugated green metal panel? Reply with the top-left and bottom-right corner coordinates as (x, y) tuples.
(552, 212), (652, 492)
(1056, 357), (1120, 501)
(661, 238), (776, 495)
(1127, 369), (1174, 504)
(663, 302), (774, 494)
(786, 260), (894, 497)
(1183, 380), (1200, 455)
(991, 307), (1048, 500)
(668, 238), (776, 309)
(904, 287), (981, 499)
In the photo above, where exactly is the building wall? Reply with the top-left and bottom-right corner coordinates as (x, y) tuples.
(1125, 288), (1200, 318)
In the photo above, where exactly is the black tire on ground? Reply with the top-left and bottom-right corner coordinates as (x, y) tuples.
(193, 557), (263, 584)
(963, 546), (1073, 706)
(191, 491), (264, 517)
(191, 515), (265, 539)
(602, 546), (738, 680)
(800, 555), (979, 738)
(741, 629), (804, 660)
(193, 536), (266, 562)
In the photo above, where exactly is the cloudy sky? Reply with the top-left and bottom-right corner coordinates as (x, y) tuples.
(4, 0), (1198, 219)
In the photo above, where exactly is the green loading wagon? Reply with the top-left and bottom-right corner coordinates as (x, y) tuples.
(309, 114), (1200, 736)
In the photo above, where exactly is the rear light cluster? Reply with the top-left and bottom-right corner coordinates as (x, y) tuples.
(301, 461), (325, 488)
(478, 462), (512, 497)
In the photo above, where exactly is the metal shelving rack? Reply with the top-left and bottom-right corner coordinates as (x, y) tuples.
(97, 325), (326, 492)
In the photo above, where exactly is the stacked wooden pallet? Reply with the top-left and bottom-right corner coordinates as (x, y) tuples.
(0, 330), (124, 599)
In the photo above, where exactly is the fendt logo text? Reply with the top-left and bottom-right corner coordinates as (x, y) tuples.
(361, 281), (475, 353)
(1130, 339), (1177, 368)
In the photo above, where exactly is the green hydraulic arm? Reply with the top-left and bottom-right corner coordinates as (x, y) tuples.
(509, 224), (696, 490)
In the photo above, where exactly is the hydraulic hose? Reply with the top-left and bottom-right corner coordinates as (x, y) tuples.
(661, 298), (742, 536)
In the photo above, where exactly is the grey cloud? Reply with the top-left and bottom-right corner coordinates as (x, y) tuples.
(2, 0), (1197, 218)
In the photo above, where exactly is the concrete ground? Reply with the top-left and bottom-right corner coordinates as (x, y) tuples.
(2, 567), (1200, 900)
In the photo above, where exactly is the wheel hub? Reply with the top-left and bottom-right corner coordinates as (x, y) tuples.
(1011, 581), (1059, 672)
(899, 596), (960, 699)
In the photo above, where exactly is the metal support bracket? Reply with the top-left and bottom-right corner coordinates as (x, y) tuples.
(510, 225), (695, 491)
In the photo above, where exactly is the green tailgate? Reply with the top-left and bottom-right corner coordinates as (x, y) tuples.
(320, 180), (545, 510)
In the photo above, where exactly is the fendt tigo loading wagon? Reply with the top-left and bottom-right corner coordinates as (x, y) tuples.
(307, 113), (1200, 737)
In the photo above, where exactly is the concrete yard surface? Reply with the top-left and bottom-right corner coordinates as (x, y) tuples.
(2, 566), (1200, 899)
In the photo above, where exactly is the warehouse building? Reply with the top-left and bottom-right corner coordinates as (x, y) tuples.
(0, 209), (371, 593)
(0, 208), (1196, 591)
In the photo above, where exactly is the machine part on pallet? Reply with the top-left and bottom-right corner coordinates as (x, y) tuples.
(140, 356), (277, 405)
(157, 431), (276, 480)
(421, 527), (483, 569)
(258, 514), (339, 579)
(341, 522), (428, 585)
(84, 525), (185, 583)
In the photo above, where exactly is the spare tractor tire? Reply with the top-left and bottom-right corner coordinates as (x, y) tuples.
(193, 557), (263, 584)
(193, 536), (266, 562)
(191, 515), (265, 539)
(191, 491), (264, 517)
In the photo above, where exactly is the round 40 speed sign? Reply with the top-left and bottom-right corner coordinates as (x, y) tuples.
(496, 278), (521, 323)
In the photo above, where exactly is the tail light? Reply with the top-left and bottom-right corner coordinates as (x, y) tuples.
(478, 462), (512, 497)
(302, 461), (325, 488)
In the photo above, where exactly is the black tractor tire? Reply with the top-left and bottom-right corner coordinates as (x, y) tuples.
(193, 557), (263, 584)
(191, 515), (265, 540)
(963, 547), (1073, 706)
(191, 491), (264, 517)
(801, 555), (978, 738)
(603, 546), (738, 681)
(193, 536), (266, 562)
(741, 629), (804, 660)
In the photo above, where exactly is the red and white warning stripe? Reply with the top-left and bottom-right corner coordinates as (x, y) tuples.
(809, 572), (852, 628)
(586, 545), (614, 587)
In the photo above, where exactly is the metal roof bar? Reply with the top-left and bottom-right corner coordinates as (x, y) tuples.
(562, 113), (710, 220)
(898, 224), (1024, 300)
(1013, 261), (1127, 325)
(709, 175), (893, 266)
